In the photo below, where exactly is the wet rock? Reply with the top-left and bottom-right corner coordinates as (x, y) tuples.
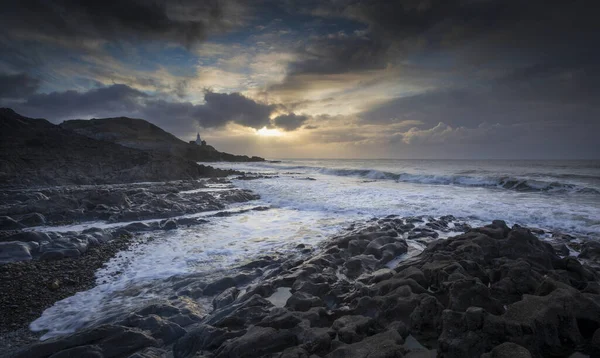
(160, 219), (177, 230)
(4, 231), (51, 244)
(580, 241), (600, 263)
(325, 330), (404, 358)
(591, 328), (600, 356)
(18, 213), (46, 227)
(286, 291), (325, 312)
(173, 324), (246, 358)
(409, 295), (444, 333)
(213, 287), (240, 310)
(123, 222), (154, 232)
(0, 216), (25, 230)
(129, 347), (169, 358)
(214, 326), (297, 358)
(40, 248), (81, 261)
(202, 295), (273, 329)
(332, 315), (376, 343)
(0, 241), (38, 263)
(448, 278), (504, 315)
(203, 276), (237, 296)
(257, 307), (302, 329)
(14, 325), (158, 358)
(481, 342), (532, 358)
(343, 255), (379, 278)
(119, 314), (186, 344)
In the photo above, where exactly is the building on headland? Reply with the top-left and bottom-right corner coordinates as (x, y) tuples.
(189, 132), (206, 146)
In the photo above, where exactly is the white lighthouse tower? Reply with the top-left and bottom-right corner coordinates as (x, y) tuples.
(195, 132), (202, 145)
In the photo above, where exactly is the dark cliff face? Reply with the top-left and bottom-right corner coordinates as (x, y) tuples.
(0, 109), (239, 188)
(60, 117), (265, 162)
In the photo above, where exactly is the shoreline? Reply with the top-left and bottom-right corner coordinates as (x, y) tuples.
(0, 232), (144, 353)
(3, 215), (600, 357)
(1, 175), (599, 357)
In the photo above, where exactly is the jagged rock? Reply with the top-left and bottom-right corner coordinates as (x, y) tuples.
(18, 212), (46, 227)
(0, 216), (25, 230)
(286, 291), (325, 312)
(332, 315), (376, 343)
(0, 241), (39, 263)
(481, 342), (532, 358)
(203, 276), (237, 296)
(214, 326), (297, 358)
(119, 314), (186, 344)
(14, 325), (158, 358)
(213, 287), (240, 310)
(325, 330), (404, 358)
(173, 324), (246, 358)
(160, 219), (177, 230)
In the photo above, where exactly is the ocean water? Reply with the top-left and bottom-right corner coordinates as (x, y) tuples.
(30, 159), (600, 338)
(211, 159), (600, 236)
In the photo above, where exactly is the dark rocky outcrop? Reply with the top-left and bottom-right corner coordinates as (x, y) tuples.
(60, 116), (264, 163)
(9, 218), (600, 358)
(0, 108), (252, 188)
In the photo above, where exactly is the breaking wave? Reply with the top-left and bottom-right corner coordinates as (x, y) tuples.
(247, 162), (600, 195)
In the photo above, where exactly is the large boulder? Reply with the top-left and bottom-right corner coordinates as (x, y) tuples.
(0, 241), (39, 263)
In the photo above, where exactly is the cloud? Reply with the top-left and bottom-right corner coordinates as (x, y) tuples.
(0, 73), (40, 99)
(0, 1), (250, 48)
(272, 113), (309, 131)
(11, 84), (317, 137)
(19, 84), (147, 119)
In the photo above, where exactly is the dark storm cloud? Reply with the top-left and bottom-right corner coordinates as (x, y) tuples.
(0, 73), (40, 99)
(274, 0), (599, 90)
(18, 84), (148, 119)
(0, 0), (245, 48)
(12, 84), (299, 134)
(272, 113), (309, 131)
(288, 33), (390, 75)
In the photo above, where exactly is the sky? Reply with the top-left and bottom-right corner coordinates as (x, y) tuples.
(0, 0), (598, 159)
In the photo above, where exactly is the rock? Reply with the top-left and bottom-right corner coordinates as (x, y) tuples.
(257, 307), (302, 329)
(0, 216), (25, 230)
(4, 231), (51, 244)
(448, 279), (504, 315)
(580, 241), (600, 262)
(409, 295), (444, 333)
(343, 255), (379, 278)
(173, 324), (246, 358)
(297, 327), (332, 353)
(202, 295), (273, 329)
(591, 328), (600, 356)
(213, 287), (240, 310)
(325, 330), (404, 358)
(14, 325), (158, 358)
(123, 222), (154, 232)
(214, 326), (297, 358)
(160, 219), (177, 230)
(18, 213), (47, 227)
(119, 314), (186, 344)
(286, 291), (325, 312)
(128, 347), (168, 358)
(203, 276), (237, 296)
(0, 241), (39, 263)
(40, 249), (81, 261)
(48, 279), (60, 290)
(332, 315), (376, 343)
(481, 342), (532, 358)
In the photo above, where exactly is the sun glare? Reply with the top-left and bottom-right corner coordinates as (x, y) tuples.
(256, 126), (283, 137)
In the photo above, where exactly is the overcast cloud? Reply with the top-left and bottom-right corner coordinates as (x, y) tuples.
(0, 0), (598, 158)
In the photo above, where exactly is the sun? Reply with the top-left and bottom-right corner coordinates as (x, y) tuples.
(256, 126), (284, 137)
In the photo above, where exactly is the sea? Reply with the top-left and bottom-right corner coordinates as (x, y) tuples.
(29, 159), (600, 338)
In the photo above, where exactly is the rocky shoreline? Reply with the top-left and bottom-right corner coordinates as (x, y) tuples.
(2, 211), (599, 357)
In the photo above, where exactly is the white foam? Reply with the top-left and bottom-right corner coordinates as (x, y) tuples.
(30, 207), (348, 339)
